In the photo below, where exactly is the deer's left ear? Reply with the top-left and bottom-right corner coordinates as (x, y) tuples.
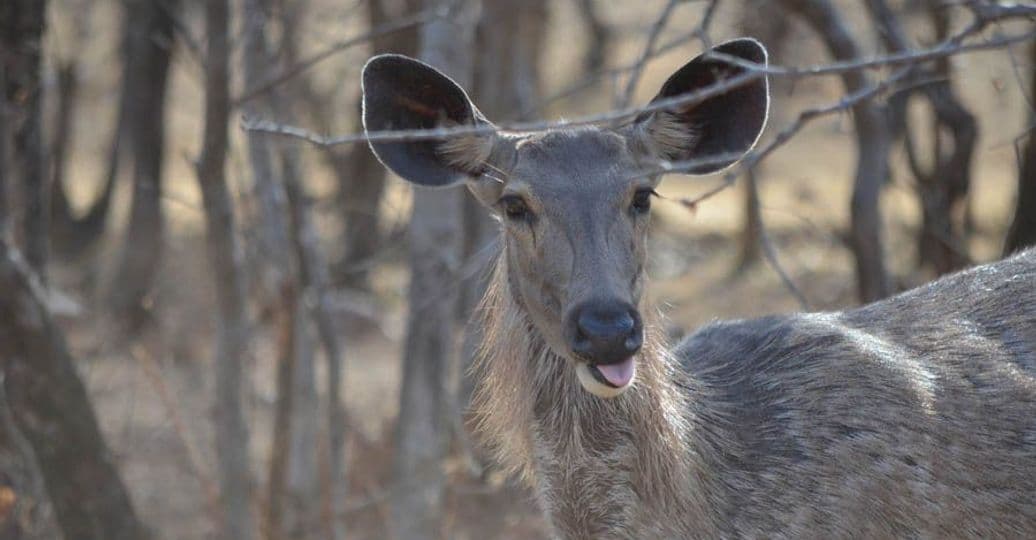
(624, 38), (769, 174)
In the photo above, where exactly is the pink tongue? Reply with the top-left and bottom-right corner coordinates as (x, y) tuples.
(596, 357), (635, 387)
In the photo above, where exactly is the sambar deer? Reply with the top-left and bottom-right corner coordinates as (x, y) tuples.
(362, 39), (1036, 538)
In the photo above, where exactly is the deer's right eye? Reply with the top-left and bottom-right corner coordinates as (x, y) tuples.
(500, 196), (531, 222)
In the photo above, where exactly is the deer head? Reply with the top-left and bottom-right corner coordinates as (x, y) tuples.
(362, 39), (769, 398)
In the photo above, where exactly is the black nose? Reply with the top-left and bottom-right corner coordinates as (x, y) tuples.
(566, 299), (643, 364)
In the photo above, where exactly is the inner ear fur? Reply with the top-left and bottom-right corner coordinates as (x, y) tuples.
(361, 54), (499, 187)
(626, 38), (770, 174)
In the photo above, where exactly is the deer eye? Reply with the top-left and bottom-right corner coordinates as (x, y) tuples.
(500, 195), (532, 222)
(631, 189), (654, 215)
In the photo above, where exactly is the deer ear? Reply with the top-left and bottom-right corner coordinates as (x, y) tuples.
(362, 54), (498, 187)
(626, 38), (769, 174)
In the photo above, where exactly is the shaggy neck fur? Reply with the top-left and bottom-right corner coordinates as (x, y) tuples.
(471, 259), (725, 537)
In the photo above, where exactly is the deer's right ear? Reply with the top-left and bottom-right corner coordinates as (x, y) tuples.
(362, 54), (498, 187)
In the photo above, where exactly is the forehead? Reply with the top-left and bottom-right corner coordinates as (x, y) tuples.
(508, 129), (642, 199)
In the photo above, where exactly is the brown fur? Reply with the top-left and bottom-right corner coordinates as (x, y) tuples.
(472, 262), (717, 537)
(471, 247), (1036, 538)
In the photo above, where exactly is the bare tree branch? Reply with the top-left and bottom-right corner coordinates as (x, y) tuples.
(617, 0), (683, 109)
(749, 176), (812, 309)
(234, 5), (442, 106)
(242, 25), (1036, 148)
(196, 0), (257, 537)
(0, 241), (150, 539)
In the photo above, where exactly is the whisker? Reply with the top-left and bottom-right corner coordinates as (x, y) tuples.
(482, 161), (511, 181)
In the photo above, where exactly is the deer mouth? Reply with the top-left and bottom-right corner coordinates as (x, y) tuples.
(575, 356), (636, 398)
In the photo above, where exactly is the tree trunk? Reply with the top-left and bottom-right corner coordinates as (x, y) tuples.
(1004, 39), (1036, 255)
(332, 141), (387, 291)
(391, 2), (478, 538)
(0, 241), (149, 539)
(912, 81), (975, 273)
(264, 286), (297, 540)
(0, 383), (58, 539)
(330, 0), (421, 290)
(1006, 128), (1036, 254)
(49, 0), (124, 262)
(196, 1), (256, 537)
(282, 151), (347, 540)
(2, 0), (49, 277)
(285, 312), (318, 537)
(48, 63), (79, 251)
(0, 6), (61, 536)
(866, 0), (975, 274)
(736, 171), (763, 270)
(0, 57), (8, 238)
(781, 0), (892, 302)
(108, 0), (177, 330)
(736, 0), (790, 270)
(239, 1), (309, 538)
(574, 0), (609, 74)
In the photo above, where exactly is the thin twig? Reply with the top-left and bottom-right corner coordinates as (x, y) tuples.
(242, 26), (1036, 147)
(234, 5), (443, 106)
(618, 0), (683, 109)
(521, 22), (719, 118)
(242, 68), (766, 145)
(748, 177), (811, 309)
(131, 346), (222, 525)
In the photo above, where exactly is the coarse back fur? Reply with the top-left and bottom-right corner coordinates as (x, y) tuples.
(472, 247), (1036, 538)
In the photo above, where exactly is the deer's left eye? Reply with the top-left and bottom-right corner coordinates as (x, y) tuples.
(631, 189), (654, 215)
(500, 195), (532, 222)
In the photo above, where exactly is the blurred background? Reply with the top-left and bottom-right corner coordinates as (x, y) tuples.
(1, 0), (1034, 538)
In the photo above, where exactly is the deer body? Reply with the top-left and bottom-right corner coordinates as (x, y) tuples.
(362, 39), (1036, 538)
(476, 248), (1036, 538)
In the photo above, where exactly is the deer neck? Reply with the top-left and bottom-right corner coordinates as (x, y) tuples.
(471, 261), (720, 535)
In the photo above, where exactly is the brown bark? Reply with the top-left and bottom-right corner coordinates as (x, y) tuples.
(391, 2), (478, 538)
(282, 152), (346, 540)
(0, 383), (58, 539)
(50, 98), (123, 260)
(196, 0), (256, 537)
(737, 171), (763, 270)
(1004, 40), (1036, 255)
(264, 288), (297, 540)
(330, 0), (421, 290)
(909, 82), (975, 273)
(736, 0), (790, 270)
(239, 1), (307, 538)
(48, 0), (100, 260)
(50, 30), (122, 260)
(48, 63), (78, 251)
(285, 307), (318, 537)
(0, 58), (8, 238)
(2, 0), (48, 277)
(108, 0), (177, 330)
(781, 0), (893, 302)
(270, 4), (346, 536)
(0, 240), (149, 539)
(866, 0), (975, 274)
(575, 0), (610, 74)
